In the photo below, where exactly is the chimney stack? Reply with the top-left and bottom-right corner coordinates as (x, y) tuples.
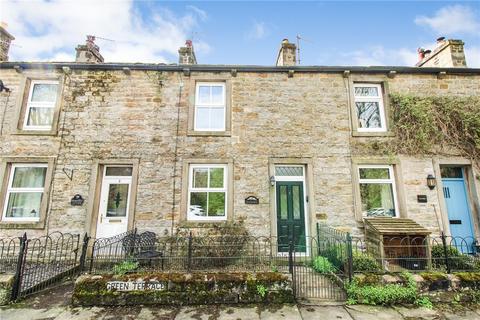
(0, 22), (15, 62)
(178, 40), (197, 65)
(416, 38), (466, 68)
(276, 39), (296, 66)
(75, 35), (104, 63)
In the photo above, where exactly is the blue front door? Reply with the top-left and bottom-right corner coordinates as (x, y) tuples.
(442, 167), (475, 253)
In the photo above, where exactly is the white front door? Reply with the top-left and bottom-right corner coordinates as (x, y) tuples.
(96, 166), (133, 239)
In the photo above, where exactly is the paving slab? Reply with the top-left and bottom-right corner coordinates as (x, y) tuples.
(441, 309), (480, 320)
(299, 305), (353, 319)
(345, 305), (404, 320)
(54, 307), (111, 320)
(472, 306), (480, 316)
(141, 307), (178, 320)
(0, 306), (66, 320)
(259, 304), (302, 320)
(217, 305), (261, 320)
(175, 305), (220, 320)
(394, 306), (442, 320)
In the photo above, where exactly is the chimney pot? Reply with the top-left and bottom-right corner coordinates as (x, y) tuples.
(178, 40), (197, 65)
(416, 38), (467, 68)
(75, 36), (104, 63)
(276, 39), (296, 66)
(417, 48), (425, 61)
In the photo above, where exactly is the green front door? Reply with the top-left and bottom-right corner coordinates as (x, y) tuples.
(276, 181), (306, 253)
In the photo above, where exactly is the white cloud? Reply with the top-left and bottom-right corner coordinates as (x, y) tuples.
(465, 46), (480, 67)
(340, 45), (418, 66)
(415, 5), (480, 35)
(0, 0), (210, 63)
(247, 21), (268, 40)
(186, 5), (208, 21)
(339, 42), (480, 68)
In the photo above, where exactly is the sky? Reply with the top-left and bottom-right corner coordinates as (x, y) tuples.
(1, 1), (479, 67)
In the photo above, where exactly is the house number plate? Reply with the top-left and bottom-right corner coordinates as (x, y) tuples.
(245, 196), (259, 204)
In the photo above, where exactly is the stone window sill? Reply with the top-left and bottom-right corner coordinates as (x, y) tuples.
(187, 131), (231, 137)
(13, 130), (58, 136)
(0, 221), (46, 229)
(352, 131), (395, 138)
(178, 220), (230, 228)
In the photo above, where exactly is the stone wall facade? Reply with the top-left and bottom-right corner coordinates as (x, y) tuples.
(0, 64), (479, 240)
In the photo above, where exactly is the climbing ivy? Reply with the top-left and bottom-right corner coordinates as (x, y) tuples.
(354, 94), (480, 171)
(390, 94), (480, 159)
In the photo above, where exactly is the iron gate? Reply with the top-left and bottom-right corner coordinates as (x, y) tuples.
(289, 224), (352, 301)
(10, 232), (87, 300)
(2, 227), (353, 302)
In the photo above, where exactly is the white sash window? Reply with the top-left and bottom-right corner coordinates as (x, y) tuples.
(3, 164), (47, 221)
(194, 82), (226, 131)
(23, 80), (59, 130)
(188, 164), (227, 221)
(353, 83), (386, 132)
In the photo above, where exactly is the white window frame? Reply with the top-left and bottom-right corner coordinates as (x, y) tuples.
(358, 164), (399, 218)
(194, 82), (226, 131)
(353, 83), (387, 132)
(187, 164), (228, 221)
(2, 163), (48, 222)
(23, 80), (59, 131)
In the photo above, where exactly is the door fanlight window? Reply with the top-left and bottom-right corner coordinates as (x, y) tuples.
(275, 166), (303, 177)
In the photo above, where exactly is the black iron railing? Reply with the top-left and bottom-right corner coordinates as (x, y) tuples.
(87, 229), (291, 274)
(351, 233), (480, 273)
(0, 232), (85, 300)
(2, 225), (480, 302)
(0, 236), (22, 274)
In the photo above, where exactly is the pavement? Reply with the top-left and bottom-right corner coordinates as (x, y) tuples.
(1, 283), (480, 320)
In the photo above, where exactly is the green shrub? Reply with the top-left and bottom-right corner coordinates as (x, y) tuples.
(346, 272), (431, 307)
(318, 243), (347, 270)
(112, 260), (139, 275)
(312, 256), (336, 273)
(270, 263), (279, 273)
(319, 244), (383, 273)
(416, 296), (433, 309)
(431, 245), (477, 271)
(352, 252), (382, 272)
(256, 284), (267, 298)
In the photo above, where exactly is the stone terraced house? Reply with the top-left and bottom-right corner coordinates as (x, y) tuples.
(0, 26), (479, 253)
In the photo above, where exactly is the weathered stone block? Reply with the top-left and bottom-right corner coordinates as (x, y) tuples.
(73, 272), (293, 306)
(0, 274), (14, 306)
